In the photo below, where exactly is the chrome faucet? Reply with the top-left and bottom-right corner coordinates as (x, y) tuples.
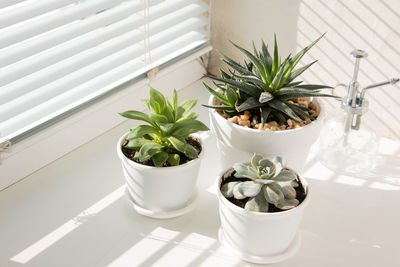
(339, 49), (399, 135)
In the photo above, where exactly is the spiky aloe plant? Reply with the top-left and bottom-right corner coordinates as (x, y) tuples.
(204, 34), (336, 126)
(221, 154), (301, 212)
(120, 88), (209, 167)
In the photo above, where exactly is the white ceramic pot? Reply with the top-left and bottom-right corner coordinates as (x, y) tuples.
(208, 95), (325, 171)
(216, 168), (310, 263)
(117, 133), (203, 217)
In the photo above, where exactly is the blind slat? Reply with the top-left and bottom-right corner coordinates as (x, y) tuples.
(0, 0), (26, 9)
(0, 1), (145, 68)
(0, 0), (78, 29)
(0, 0), (127, 49)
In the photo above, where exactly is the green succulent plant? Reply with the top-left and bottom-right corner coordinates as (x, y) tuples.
(120, 88), (209, 167)
(221, 154), (301, 212)
(204, 34), (336, 126)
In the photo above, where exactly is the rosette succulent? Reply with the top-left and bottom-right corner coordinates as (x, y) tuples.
(204, 34), (336, 126)
(221, 154), (301, 212)
(120, 88), (209, 167)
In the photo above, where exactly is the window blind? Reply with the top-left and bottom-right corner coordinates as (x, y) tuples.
(0, 0), (210, 144)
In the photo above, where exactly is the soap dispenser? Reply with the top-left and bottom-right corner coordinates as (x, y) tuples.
(319, 49), (399, 176)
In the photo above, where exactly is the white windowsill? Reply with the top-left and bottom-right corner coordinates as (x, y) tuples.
(0, 78), (399, 266)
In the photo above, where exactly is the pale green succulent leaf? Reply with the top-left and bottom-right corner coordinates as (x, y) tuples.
(276, 198), (299, 210)
(232, 183), (248, 200)
(221, 181), (239, 198)
(245, 193), (269, 212)
(251, 154), (263, 170)
(264, 183), (284, 204)
(255, 179), (275, 185)
(274, 169), (297, 182)
(281, 184), (297, 199)
(237, 181), (262, 197)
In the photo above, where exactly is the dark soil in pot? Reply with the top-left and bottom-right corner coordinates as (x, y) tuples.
(121, 135), (202, 167)
(220, 168), (307, 213)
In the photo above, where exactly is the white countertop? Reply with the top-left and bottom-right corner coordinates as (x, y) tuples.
(0, 79), (399, 267)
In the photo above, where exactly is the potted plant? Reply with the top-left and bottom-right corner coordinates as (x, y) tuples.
(216, 153), (310, 264)
(203, 34), (337, 170)
(117, 88), (209, 219)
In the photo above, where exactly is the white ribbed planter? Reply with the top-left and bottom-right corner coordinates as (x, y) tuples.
(216, 167), (310, 263)
(208, 95), (325, 171)
(117, 132), (203, 218)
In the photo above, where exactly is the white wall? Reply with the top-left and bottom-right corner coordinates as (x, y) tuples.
(209, 0), (400, 141)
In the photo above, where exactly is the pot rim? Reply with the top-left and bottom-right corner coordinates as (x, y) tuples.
(117, 132), (204, 171)
(216, 166), (310, 218)
(208, 95), (325, 134)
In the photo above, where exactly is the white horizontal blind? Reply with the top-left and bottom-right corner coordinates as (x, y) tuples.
(0, 0), (210, 143)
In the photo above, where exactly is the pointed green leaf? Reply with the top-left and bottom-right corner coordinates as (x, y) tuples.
(295, 84), (334, 90)
(285, 61), (317, 84)
(184, 144), (199, 159)
(152, 151), (168, 167)
(149, 87), (166, 114)
(230, 41), (267, 82)
(167, 153), (180, 166)
(171, 120), (209, 137)
(260, 106), (271, 127)
(167, 136), (186, 153)
(137, 143), (163, 162)
(125, 138), (152, 149)
(203, 82), (230, 105)
(202, 104), (235, 110)
(119, 110), (156, 127)
(226, 87), (238, 106)
(128, 125), (159, 139)
(236, 97), (263, 112)
(204, 74), (261, 98)
(268, 99), (302, 122)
